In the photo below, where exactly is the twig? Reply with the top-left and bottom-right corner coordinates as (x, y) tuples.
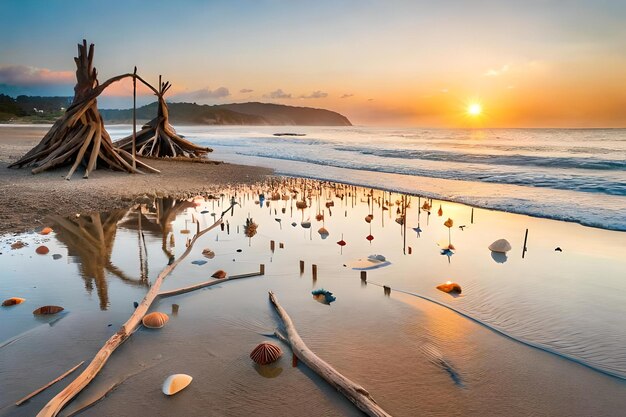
(15, 361), (85, 406)
(157, 267), (264, 298)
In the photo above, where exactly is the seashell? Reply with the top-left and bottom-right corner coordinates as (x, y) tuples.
(325, 201), (334, 208)
(337, 239), (346, 247)
(271, 193), (281, 201)
(444, 218), (453, 228)
(291, 222), (297, 227)
(2, 297), (26, 306)
(438, 205), (443, 216)
(301, 221), (311, 229)
(366, 234), (374, 241)
(296, 201), (307, 209)
(436, 281), (462, 294)
(36, 246), (49, 255)
(315, 213), (324, 221)
(40, 227), (53, 235)
(422, 202), (431, 210)
(318, 227), (329, 239)
(212, 269), (227, 279)
(11, 241), (26, 250)
(162, 374), (193, 396)
(33, 305), (64, 315)
(489, 239), (512, 253)
(250, 342), (282, 365)
(202, 249), (215, 259)
(365, 214), (373, 223)
(142, 312), (169, 329)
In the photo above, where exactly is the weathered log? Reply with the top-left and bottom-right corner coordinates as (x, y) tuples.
(15, 361), (85, 406)
(268, 291), (392, 417)
(36, 217), (224, 417)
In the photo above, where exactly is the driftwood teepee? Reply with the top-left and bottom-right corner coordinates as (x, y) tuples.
(115, 76), (211, 158)
(8, 40), (158, 179)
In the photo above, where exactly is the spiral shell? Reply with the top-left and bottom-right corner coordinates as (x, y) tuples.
(142, 312), (169, 329)
(250, 342), (282, 365)
(211, 270), (227, 279)
(33, 305), (64, 315)
(436, 282), (462, 294)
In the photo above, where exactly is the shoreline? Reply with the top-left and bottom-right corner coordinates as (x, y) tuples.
(1, 125), (624, 235)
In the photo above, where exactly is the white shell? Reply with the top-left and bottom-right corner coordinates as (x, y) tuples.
(162, 374), (193, 395)
(489, 239), (512, 253)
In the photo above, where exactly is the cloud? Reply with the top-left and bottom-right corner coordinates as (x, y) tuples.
(170, 86), (230, 102)
(300, 90), (328, 99)
(340, 93), (354, 99)
(239, 88), (254, 93)
(484, 64), (510, 77)
(263, 89), (292, 99)
(0, 65), (74, 86)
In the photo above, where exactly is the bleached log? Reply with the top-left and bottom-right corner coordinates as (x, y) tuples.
(268, 291), (392, 417)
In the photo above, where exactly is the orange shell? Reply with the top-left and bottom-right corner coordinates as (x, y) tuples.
(2, 297), (26, 306)
(296, 201), (307, 209)
(250, 342), (282, 365)
(436, 282), (462, 294)
(444, 218), (453, 228)
(33, 305), (64, 315)
(36, 246), (49, 255)
(211, 269), (227, 279)
(40, 227), (53, 235)
(142, 312), (169, 329)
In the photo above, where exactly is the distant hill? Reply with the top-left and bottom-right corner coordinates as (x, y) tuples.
(0, 96), (352, 126)
(0, 94), (71, 122)
(101, 101), (352, 126)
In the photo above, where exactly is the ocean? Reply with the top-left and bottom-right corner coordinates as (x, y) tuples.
(108, 126), (626, 230)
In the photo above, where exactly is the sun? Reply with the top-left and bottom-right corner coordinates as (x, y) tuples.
(467, 102), (482, 116)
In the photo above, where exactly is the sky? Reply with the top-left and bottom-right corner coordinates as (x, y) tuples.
(1, 0), (625, 127)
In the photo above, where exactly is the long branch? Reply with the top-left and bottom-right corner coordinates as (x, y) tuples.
(268, 291), (392, 417)
(36, 217), (224, 417)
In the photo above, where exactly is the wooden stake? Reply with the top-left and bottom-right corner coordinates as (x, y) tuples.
(15, 361), (85, 406)
(270, 240), (275, 252)
(299, 260), (305, 274)
(522, 228), (529, 258)
(260, 263), (265, 275)
(132, 66), (137, 170)
(312, 264), (317, 280)
(360, 271), (367, 282)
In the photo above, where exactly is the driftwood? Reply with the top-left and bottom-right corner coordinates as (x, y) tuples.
(36, 217), (224, 417)
(268, 291), (392, 417)
(15, 361), (85, 406)
(114, 75), (211, 158)
(157, 267), (264, 298)
(8, 40), (159, 179)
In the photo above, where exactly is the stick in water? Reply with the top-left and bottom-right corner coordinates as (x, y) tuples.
(15, 361), (85, 406)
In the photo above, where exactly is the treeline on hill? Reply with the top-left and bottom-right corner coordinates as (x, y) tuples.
(0, 95), (352, 126)
(0, 94), (71, 122)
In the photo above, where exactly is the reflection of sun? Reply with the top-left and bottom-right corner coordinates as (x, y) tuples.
(467, 103), (482, 116)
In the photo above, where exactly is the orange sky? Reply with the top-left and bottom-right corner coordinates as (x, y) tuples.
(1, 1), (626, 127)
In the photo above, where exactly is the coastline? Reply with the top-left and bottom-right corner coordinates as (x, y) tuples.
(0, 126), (272, 235)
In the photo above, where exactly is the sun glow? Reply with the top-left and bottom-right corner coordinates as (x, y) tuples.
(467, 103), (482, 116)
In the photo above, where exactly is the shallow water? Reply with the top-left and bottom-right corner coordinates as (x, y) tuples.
(107, 125), (626, 231)
(1, 179), (625, 416)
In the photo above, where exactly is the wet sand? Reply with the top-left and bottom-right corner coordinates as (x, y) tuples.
(1, 180), (625, 417)
(0, 125), (272, 235)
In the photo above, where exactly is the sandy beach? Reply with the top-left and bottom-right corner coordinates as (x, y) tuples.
(0, 125), (271, 235)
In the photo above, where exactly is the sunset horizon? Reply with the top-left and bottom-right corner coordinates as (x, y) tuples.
(2, 1), (626, 128)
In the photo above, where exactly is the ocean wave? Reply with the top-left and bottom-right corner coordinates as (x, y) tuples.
(333, 145), (626, 171)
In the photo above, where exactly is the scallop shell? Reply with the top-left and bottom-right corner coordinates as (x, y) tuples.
(40, 227), (53, 235)
(211, 270), (227, 279)
(488, 239), (512, 253)
(33, 305), (64, 315)
(2, 297), (26, 306)
(36, 245), (50, 255)
(142, 312), (169, 329)
(162, 374), (193, 395)
(250, 342), (283, 365)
